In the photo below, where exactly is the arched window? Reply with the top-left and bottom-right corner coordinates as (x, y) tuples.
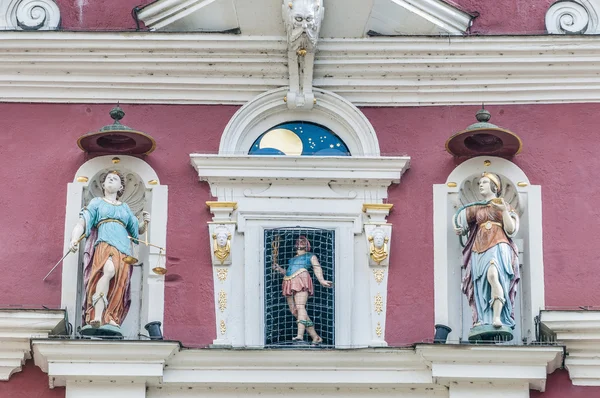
(249, 121), (350, 156)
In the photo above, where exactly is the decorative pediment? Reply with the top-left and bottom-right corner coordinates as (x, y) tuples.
(137, 0), (473, 36)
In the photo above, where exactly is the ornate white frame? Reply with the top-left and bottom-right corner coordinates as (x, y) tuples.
(433, 156), (544, 344)
(192, 88), (409, 348)
(60, 156), (168, 338)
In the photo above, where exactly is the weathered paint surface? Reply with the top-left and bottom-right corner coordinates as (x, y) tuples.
(453, 0), (556, 34)
(531, 369), (600, 397)
(1, 102), (599, 349)
(53, 0), (557, 35)
(0, 361), (65, 397)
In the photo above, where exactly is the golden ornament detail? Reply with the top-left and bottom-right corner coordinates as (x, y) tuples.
(216, 268), (228, 282)
(374, 293), (383, 315)
(218, 290), (227, 312)
(373, 269), (385, 284)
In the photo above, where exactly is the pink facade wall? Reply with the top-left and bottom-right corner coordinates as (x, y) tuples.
(532, 370), (599, 397)
(1, 102), (599, 347)
(54, 0), (556, 35)
(452, 0), (556, 34)
(0, 361), (65, 398)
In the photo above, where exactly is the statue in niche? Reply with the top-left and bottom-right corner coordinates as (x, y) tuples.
(453, 172), (520, 342)
(368, 228), (389, 266)
(272, 236), (332, 345)
(282, 0), (323, 109)
(212, 227), (232, 265)
(70, 170), (150, 337)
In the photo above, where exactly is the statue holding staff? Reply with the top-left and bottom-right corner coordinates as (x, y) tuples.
(271, 236), (332, 345)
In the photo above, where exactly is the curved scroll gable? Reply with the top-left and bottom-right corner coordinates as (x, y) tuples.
(4, 0), (61, 30)
(546, 0), (599, 34)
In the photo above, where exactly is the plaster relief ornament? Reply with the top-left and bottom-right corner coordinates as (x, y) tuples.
(282, 0), (324, 110)
(368, 228), (389, 266)
(212, 227), (232, 265)
(271, 236), (332, 345)
(69, 171), (150, 338)
(453, 172), (520, 342)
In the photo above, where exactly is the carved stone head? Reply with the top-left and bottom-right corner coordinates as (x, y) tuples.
(283, 0), (323, 47)
(371, 228), (388, 249)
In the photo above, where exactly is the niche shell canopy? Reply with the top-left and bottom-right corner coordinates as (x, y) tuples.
(445, 108), (522, 158)
(77, 106), (157, 156)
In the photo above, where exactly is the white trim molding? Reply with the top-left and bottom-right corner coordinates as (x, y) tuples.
(32, 340), (563, 397)
(3, 32), (600, 106)
(540, 310), (600, 386)
(0, 309), (64, 381)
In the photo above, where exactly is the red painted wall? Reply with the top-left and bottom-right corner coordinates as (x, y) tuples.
(53, 0), (555, 35)
(452, 0), (556, 35)
(1, 102), (599, 348)
(531, 370), (600, 397)
(0, 361), (64, 398)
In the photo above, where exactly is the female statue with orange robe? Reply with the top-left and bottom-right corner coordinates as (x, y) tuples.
(70, 171), (150, 337)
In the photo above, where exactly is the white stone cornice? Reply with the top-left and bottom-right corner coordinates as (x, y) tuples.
(32, 340), (180, 387)
(417, 344), (563, 392)
(540, 310), (600, 386)
(164, 348), (431, 386)
(0, 309), (65, 381)
(190, 155), (410, 185)
(4, 32), (600, 106)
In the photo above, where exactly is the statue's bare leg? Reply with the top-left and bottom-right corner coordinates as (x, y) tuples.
(91, 257), (116, 327)
(293, 291), (309, 340)
(286, 296), (297, 318)
(487, 262), (504, 328)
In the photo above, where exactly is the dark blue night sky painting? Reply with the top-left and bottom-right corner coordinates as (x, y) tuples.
(249, 121), (351, 156)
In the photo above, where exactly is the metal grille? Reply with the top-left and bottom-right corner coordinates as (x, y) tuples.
(264, 228), (335, 348)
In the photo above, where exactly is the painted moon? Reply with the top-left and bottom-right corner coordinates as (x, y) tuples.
(259, 128), (303, 156)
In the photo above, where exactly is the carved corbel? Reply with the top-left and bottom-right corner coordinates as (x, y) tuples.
(206, 201), (237, 346)
(282, 0), (324, 110)
(363, 203), (393, 347)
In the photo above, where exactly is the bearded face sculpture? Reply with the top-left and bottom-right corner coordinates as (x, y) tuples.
(283, 0), (323, 51)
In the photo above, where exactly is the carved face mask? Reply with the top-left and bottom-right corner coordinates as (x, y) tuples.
(216, 232), (229, 248)
(289, 1), (319, 45)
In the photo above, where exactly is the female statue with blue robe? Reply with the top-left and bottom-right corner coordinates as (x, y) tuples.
(70, 171), (150, 337)
(453, 172), (520, 341)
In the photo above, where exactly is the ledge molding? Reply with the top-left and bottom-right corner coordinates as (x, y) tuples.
(32, 340), (563, 395)
(541, 309), (600, 386)
(2, 32), (600, 106)
(0, 309), (65, 381)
